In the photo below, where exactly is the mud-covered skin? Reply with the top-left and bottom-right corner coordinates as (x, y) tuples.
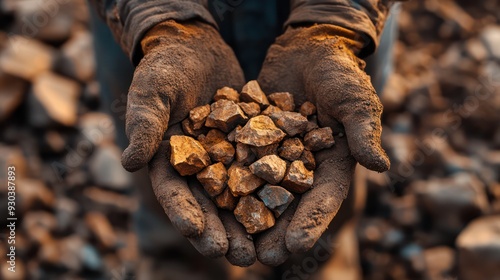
(122, 20), (244, 172)
(257, 24), (390, 256)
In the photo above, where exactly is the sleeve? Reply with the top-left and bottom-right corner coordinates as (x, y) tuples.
(285, 0), (405, 57)
(88, 0), (217, 65)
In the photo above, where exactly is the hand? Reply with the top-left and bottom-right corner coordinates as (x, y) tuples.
(122, 20), (256, 265)
(255, 24), (390, 265)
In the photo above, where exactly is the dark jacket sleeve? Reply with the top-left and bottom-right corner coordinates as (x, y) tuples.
(88, 0), (217, 65)
(286, 0), (404, 57)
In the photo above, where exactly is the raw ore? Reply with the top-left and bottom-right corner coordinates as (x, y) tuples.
(171, 80), (336, 234)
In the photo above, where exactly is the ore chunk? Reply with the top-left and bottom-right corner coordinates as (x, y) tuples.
(236, 143), (255, 165)
(249, 155), (287, 185)
(197, 162), (228, 197)
(214, 187), (239, 211)
(234, 196), (275, 234)
(282, 161), (314, 193)
(261, 105), (282, 116)
(257, 185), (294, 217)
(227, 126), (241, 143)
(198, 129), (226, 151)
(208, 140), (235, 165)
(214, 87), (240, 102)
(182, 118), (208, 137)
(238, 102), (261, 118)
(251, 143), (279, 159)
(228, 164), (265, 196)
(271, 111), (309, 136)
(206, 99), (247, 132)
(170, 136), (211, 176)
(189, 104), (211, 130)
(240, 80), (269, 108)
(279, 138), (305, 161)
(304, 120), (319, 133)
(299, 101), (317, 116)
(304, 127), (335, 151)
(268, 92), (295, 111)
(236, 115), (286, 147)
(299, 150), (316, 170)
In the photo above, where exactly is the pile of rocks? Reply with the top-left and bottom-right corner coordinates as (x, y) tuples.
(171, 81), (335, 234)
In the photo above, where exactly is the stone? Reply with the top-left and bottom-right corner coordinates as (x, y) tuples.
(423, 246), (455, 280)
(305, 120), (319, 133)
(268, 92), (295, 111)
(214, 187), (239, 211)
(251, 143), (279, 159)
(261, 105), (282, 116)
(29, 72), (81, 127)
(238, 102), (261, 118)
(83, 187), (138, 213)
(271, 111), (309, 136)
(0, 35), (55, 80)
(235, 115), (286, 147)
(279, 138), (305, 161)
(299, 101), (317, 116)
(169, 135), (211, 176)
(299, 150), (316, 170)
(196, 162), (228, 197)
(481, 26), (500, 60)
(85, 211), (118, 249)
(189, 104), (211, 130)
(207, 140), (235, 165)
(181, 118), (208, 138)
(197, 129), (226, 151)
(88, 144), (132, 190)
(58, 30), (95, 82)
(282, 160), (314, 193)
(16, 179), (55, 211)
(249, 155), (287, 184)
(227, 164), (265, 196)
(234, 196), (275, 234)
(205, 99), (247, 132)
(257, 185), (294, 217)
(78, 112), (116, 146)
(0, 73), (27, 122)
(227, 126), (241, 142)
(214, 86), (240, 102)
(457, 215), (500, 280)
(235, 143), (255, 165)
(240, 80), (269, 108)
(304, 127), (335, 151)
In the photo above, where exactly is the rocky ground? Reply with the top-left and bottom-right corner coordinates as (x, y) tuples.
(0, 0), (499, 279)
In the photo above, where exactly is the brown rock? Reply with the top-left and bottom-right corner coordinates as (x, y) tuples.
(182, 118), (208, 138)
(236, 143), (255, 165)
(198, 129), (226, 150)
(58, 30), (95, 82)
(305, 120), (319, 133)
(299, 150), (316, 170)
(189, 104), (211, 130)
(88, 144), (132, 190)
(304, 127), (335, 151)
(214, 86), (240, 103)
(238, 102), (261, 118)
(170, 135), (211, 176)
(299, 101), (317, 116)
(206, 99), (247, 132)
(240, 80), (269, 108)
(16, 179), (55, 211)
(257, 185), (294, 217)
(271, 111), (309, 136)
(0, 73), (27, 122)
(85, 212), (118, 249)
(279, 138), (305, 161)
(249, 155), (287, 184)
(251, 143), (280, 159)
(236, 115), (286, 147)
(214, 187), (239, 211)
(282, 160), (314, 193)
(261, 105), (282, 116)
(207, 140), (235, 165)
(228, 164), (265, 196)
(234, 196), (275, 234)
(197, 162), (228, 197)
(227, 125), (241, 143)
(78, 112), (116, 146)
(268, 92), (295, 111)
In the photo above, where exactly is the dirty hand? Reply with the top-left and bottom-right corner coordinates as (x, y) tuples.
(122, 20), (255, 265)
(255, 24), (390, 265)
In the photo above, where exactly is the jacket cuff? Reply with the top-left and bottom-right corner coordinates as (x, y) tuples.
(117, 1), (217, 65)
(285, 2), (390, 57)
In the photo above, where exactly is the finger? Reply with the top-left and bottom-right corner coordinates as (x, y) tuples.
(148, 141), (204, 237)
(122, 74), (170, 172)
(255, 200), (298, 266)
(219, 210), (257, 267)
(285, 136), (356, 253)
(187, 181), (229, 258)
